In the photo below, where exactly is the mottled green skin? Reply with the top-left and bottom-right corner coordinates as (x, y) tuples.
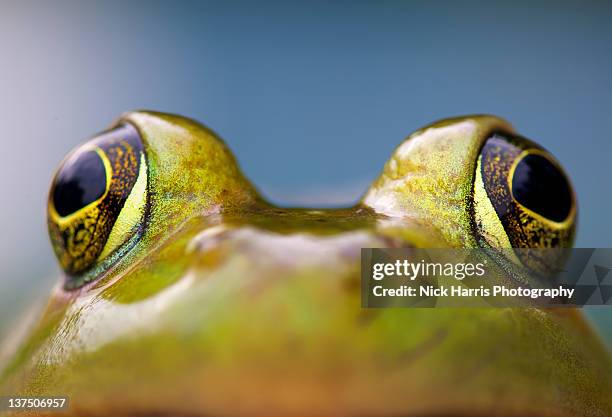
(0, 112), (610, 417)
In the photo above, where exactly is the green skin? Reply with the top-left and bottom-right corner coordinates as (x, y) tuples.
(0, 112), (610, 417)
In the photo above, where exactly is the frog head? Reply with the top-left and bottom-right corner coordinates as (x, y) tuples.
(0, 111), (608, 417)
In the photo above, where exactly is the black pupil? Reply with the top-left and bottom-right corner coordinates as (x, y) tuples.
(52, 150), (107, 217)
(511, 153), (572, 222)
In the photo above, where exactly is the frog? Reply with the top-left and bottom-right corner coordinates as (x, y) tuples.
(0, 111), (610, 417)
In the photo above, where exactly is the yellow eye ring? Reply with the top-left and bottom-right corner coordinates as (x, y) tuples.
(472, 131), (576, 251)
(48, 147), (112, 227)
(506, 149), (575, 230)
(47, 124), (148, 281)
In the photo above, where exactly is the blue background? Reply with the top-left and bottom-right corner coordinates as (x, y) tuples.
(0, 1), (610, 343)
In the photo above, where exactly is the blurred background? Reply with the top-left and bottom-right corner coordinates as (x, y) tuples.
(0, 0), (610, 344)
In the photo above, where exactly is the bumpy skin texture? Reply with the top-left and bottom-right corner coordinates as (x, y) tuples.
(0, 112), (610, 417)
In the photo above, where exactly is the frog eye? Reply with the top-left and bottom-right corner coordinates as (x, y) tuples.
(48, 124), (148, 280)
(472, 131), (576, 249)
